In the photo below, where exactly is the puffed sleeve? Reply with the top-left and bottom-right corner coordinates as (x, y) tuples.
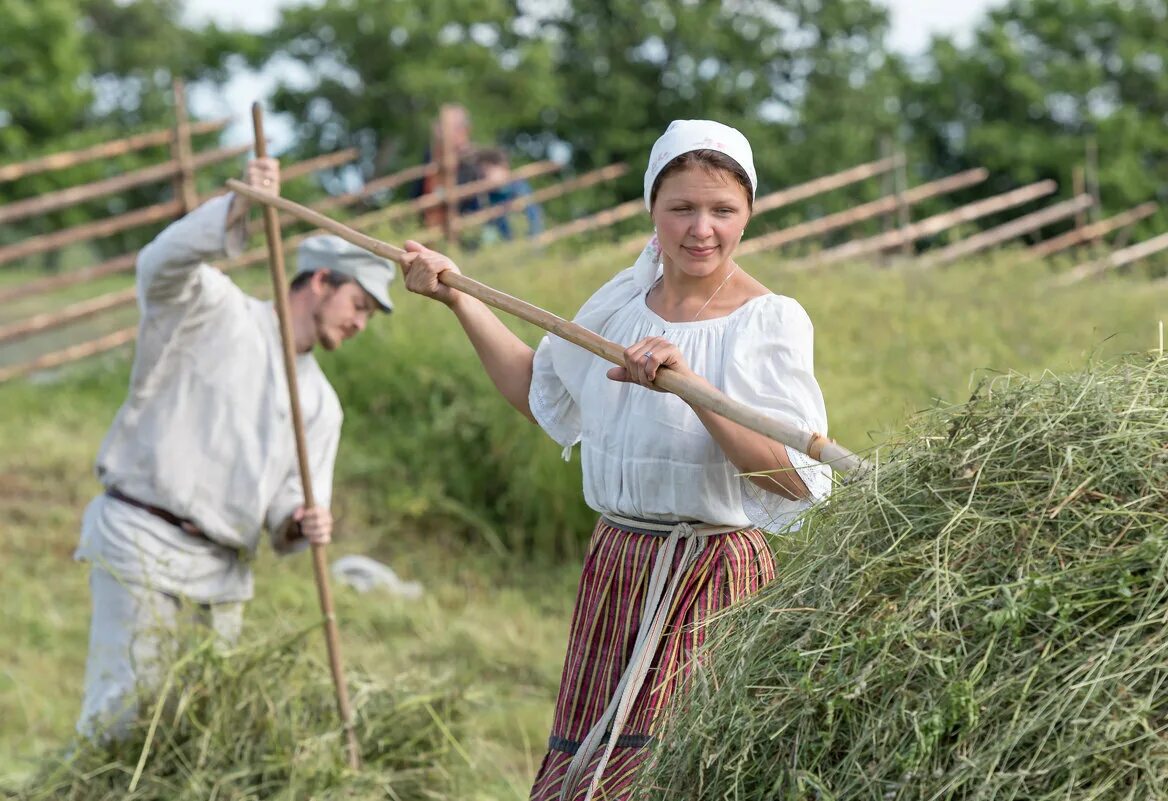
(529, 335), (582, 451)
(722, 295), (832, 530)
(528, 266), (643, 453)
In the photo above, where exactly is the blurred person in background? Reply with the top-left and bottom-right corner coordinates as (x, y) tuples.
(414, 103), (480, 230)
(473, 146), (544, 244)
(399, 119), (830, 801)
(73, 158), (395, 742)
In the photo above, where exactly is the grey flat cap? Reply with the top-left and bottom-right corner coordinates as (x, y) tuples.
(296, 235), (395, 312)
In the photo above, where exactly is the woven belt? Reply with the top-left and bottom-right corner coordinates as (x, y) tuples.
(560, 514), (740, 801)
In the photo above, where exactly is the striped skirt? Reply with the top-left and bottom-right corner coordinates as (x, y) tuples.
(529, 516), (776, 801)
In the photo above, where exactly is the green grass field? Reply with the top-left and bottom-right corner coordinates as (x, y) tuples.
(1, 237), (1165, 796)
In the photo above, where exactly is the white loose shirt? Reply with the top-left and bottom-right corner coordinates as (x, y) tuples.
(75, 194), (342, 603)
(528, 266), (830, 532)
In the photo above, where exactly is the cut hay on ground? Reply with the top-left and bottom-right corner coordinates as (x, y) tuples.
(641, 355), (1168, 801)
(19, 628), (463, 801)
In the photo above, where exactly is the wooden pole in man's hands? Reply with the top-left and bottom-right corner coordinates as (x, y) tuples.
(250, 103), (362, 770)
(227, 175), (867, 474)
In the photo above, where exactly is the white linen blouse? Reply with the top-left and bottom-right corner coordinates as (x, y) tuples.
(528, 265), (831, 532)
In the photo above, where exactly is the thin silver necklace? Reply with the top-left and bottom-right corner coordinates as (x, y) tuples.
(654, 265), (739, 323)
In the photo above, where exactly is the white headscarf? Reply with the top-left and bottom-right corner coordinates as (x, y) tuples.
(633, 120), (758, 290)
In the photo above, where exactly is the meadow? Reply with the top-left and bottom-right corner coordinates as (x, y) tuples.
(1, 235), (1165, 798)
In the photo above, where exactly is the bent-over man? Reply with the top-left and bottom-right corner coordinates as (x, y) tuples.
(73, 158), (395, 740)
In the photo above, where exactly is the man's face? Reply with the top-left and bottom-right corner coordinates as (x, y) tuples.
(313, 279), (377, 351)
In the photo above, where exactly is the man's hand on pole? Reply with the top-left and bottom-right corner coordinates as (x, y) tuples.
(292, 505), (333, 546)
(228, 157), (281, 227)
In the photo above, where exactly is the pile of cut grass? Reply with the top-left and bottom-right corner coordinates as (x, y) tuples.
(641, 355), (1168, 800)
(17, 627), (463, 801)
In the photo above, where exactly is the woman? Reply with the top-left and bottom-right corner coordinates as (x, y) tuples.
(401, 120), (830, 801)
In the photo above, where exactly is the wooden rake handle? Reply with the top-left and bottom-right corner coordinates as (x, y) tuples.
(249, 105), (361, 770)
(225, 176), (868, 474)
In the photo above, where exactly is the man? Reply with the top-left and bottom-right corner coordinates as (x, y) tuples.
(73, 157), (394, 740)
(414, 104), (479, 229)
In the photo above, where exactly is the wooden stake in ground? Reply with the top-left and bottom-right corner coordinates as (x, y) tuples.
(250, 104), (362, 770)
(225, 176), (868, 474)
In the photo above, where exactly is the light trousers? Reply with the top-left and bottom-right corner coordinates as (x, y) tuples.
(76, 566), (243, 741)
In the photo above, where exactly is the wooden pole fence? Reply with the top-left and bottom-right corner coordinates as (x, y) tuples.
(0, 119), (228, 184)
(313, 160), (564, 237)
(532, 199), (644, 248)
(313, 162), (436, 213)
(1056, 230), (1168, 286)
(752, 154), (904, 216)
(615, 155), (918, 255)
(737, 168), (989, 258)
(0, 201), (183, 267)
(1030, 202), (1158, 257)
(281, 147), (361, 180)
(225, 177), (868, 473)
(0, 288), (137, 346)
(0, 253), (139, 306)
(880, 138), (895, 236)
(0, 327), (138, 384)
(414, 163), (629, 240)
(917, 194), (1095, 269)
(894, 151), (912, 255)
(0, 143), (250, 226)
(793, 180), (1059, 268)
(0, 149), (365, 302)
(1, 155), (456, 340)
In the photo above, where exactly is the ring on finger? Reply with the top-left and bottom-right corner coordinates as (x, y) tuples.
(642, 351), (654, 363)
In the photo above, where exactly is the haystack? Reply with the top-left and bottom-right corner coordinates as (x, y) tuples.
(21, 630), (462, 801)
(642, 356), (1168, 800)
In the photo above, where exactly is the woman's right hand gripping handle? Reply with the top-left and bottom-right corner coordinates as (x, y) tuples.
(401, 240), (463, 307)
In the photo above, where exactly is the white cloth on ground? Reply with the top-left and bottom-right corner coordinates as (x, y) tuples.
(75, 193), (342, 605)
(528, 266), (830, 532)
(77, 566), (242, 741)
(331, 554), (424, 598)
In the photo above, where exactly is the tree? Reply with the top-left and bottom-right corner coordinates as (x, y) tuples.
(258, 0), (900, 222)
(0, 0), (248, 262)
(904, 0), (1168, 239)
(259, 0), (559, 177)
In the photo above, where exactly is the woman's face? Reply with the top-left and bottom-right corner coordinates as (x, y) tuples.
(650, 165), (751, 280)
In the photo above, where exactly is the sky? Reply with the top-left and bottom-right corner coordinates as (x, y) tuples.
(182, 0), (1003, 151)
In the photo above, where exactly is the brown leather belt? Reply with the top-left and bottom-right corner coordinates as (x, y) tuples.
(105, 487), (212, 542)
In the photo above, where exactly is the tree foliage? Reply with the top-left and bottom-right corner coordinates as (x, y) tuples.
(258, 0), (900, 212)
(904, 0), (1168, 236)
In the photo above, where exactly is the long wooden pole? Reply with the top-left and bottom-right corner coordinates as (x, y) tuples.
(226, 177), (867, 473)
(917, 194), (1095, 269)
(0, 143), (249, 226)
(737, 168), (989, 258)
(0, 327), (137, 384)
(1029, 202), (1158, 257)
(1056, 230), (1168, 286)
(0, 119), (228, 184)
(414, 163), (629, 239)
(0, 200), (183, 267)
(0, 150), (365, 302)
(795, 180), (1058, 268)
(251, 105), (362, 769)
